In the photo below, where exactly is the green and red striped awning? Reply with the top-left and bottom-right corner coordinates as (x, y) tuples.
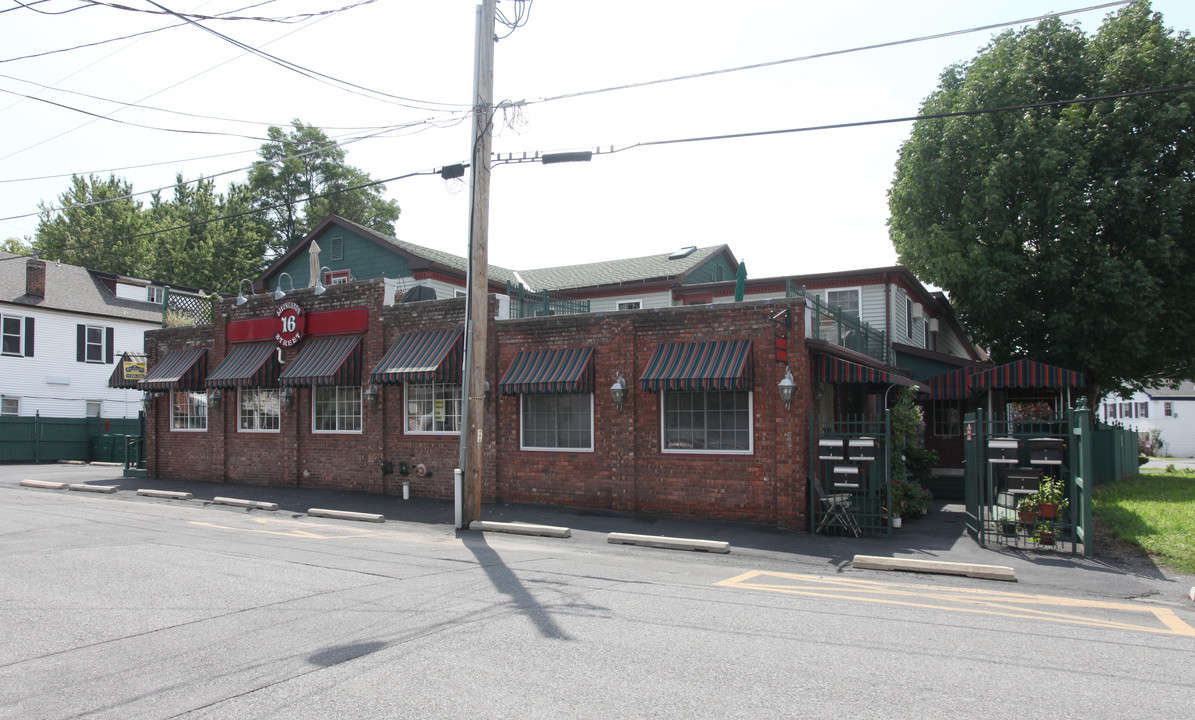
(499, 347), (594, 395)
(371, 329), (463, 385)
(814, 355), (921, 388)
(279, 335), (361, 387)
(108, 351), (147, 389)
(206, 342), (279, 389)
(140, 348), (207, 392)
(927, 365), (980, 400)
(640, 340), (753, 392)
(972, 359), (1085, 390)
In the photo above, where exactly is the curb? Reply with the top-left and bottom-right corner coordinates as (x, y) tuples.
(68, 484), (118, 494)
(212, 496), (278, 511)
(308, 508), (385, 523)
(20, 479), (69, 490)
(852, 554), (1016, 581)
(607, 532), (730, 553)
(137, 489), (193, 500)
(469, 520), (571, 538)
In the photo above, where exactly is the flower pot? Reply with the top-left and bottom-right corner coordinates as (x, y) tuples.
(1039, 503), (1059, 519)
(1018, 508), (1037, 523)
(892, 516), (902, 529)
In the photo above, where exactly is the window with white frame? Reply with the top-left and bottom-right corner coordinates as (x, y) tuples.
(1, 396), (18, 416)
(1136, 402), (1148, 418)
(1165, 402), (1173, 417)
(617, 300), (642, 311)
(147, 286), (164, 305)
(1121, 402), (1133, 418)
(313, 385), (361, 433)
(171, 391), (207, 431)
(239, 388), (280, 432)
(932, 400), (962, 437)
(85, 326), (104, 363)
(2, 314), (27, 356)
(662, 390), (752, 453)
(406, 382), (462, 434)
(826, 288), (861, 320)
(86, 400), (102, 417)
(521, 394), (593, 451)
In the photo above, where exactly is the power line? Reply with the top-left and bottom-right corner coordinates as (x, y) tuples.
(78, 0), (380, 24)
(522, 1), (1133, 108)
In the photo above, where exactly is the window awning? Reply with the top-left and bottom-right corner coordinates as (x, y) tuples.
(371, 329), (463, 385)
(140, 348), (207, 392)
(640, 340), (753, 392)
(813, 355), (922, 389)
(279, 336), (361, 387)
(926, 365), (980, 400)
(972, 359), (1085, 390)
(108, 351), (147, 389)
(206, 342), (280, 389)
(499, 347), (594, 395)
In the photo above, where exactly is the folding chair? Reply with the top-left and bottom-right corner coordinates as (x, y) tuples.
(813, 475), (861, 537)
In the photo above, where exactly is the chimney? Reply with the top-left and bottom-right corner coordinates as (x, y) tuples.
(26, 258), (45, 298)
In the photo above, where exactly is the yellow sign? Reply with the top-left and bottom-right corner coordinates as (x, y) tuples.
(123, 360), (146, 379)
(434, 399), (445, 421)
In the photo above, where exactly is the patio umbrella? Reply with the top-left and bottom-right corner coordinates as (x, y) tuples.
(307, 240), (321, 288)
(734, 260), (747, 302)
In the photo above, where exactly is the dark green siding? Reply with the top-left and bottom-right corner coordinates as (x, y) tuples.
(894, 351), (966, 382)
(684, 256), (738, 285)
(272, 227), (412, 291)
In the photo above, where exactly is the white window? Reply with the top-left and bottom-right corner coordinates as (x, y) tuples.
(617, 300), (642, 311)
(171, 391), (208, 431)
(147, 286), (164, 305)
(521, 394), (593, 451)
(662, 390), (753, 454)
(1, 397), (18, 416)
(85, 326), (104, 363)
(1121, 402), (1133, 418)
(826, 288), (861, 320)
(86, 400), (102, 417)
(406, 382), (462, 434)
(1136, 402), (1148, 419)
(1165, 402), (1173, 417)
(313, 385), (361, 433)
(239, 388), (280, 432)
(2, 314), (26, 356)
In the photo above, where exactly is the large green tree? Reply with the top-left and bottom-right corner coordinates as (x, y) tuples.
(35, 174), (153, 277)
(889, 1), (1195, 399)
(248, 120), (400, 256)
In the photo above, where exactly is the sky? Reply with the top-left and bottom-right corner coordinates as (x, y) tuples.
(3, 0), (1194, 280)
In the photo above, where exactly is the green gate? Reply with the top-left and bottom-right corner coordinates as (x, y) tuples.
(809, 412), (892, 537)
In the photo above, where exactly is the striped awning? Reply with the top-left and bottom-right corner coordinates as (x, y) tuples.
(371, 329), (463, 385)
(972, 359), (1085, 390)
(927, 365), (980, 400)
(279, 335), (361, 387)
(640, 340), (753, 392)
(499, 347), (594, 395)
(140, 348), (207, 392)
(206, 342), (279, 389)
(108, 351), (147, 389)
(814, 355), (921, 388)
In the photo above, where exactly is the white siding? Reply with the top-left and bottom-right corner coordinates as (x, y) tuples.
(859, 284), (886, 329)
(0, 307), (154, 419)
(1103, 391), (1195, 458)
(589, 290), (673, 312)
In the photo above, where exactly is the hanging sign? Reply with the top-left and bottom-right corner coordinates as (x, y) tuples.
(274, 301), (305, 347)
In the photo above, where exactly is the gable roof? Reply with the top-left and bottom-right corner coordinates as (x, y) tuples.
(1145, 381), (1195, 398)
(518, 245), (735, 292)
(0, 252), (161, 323)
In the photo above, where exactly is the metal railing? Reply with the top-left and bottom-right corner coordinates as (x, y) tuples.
(505, 281), (590, 319)
(787, 281), (889, 363)
(810, 412), (892, 537)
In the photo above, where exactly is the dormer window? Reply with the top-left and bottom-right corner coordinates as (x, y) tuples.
(147, 286), (164, 305)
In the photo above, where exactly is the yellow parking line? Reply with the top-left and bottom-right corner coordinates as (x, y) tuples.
(717, 570), (1195, 637)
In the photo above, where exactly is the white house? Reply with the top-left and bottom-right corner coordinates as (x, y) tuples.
(1100, 382), (1195, 458)
(1, 253), (164, 420)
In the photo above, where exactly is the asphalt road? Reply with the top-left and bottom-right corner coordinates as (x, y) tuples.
(1, 465), (1193, 719)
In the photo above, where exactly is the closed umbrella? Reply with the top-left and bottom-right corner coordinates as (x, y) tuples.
(734, 260), (747, 302)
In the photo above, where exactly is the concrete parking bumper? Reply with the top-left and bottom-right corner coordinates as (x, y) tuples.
(137, 489), (193, 500)
(20, 479), (69, 490)
(213, 497), (279, 511)
(852, 554), (1016, 581)
(469, 520), (571, 538)
(308, 508), (385, 523)
(607, 532), (730, 553)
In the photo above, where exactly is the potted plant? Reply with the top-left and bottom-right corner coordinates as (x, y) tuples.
(1016, 496), (1038, 523)
(1032, 476), (1068, 520)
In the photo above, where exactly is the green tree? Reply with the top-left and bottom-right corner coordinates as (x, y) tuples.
(34, 174), (153, 276)
(888, 1), (1195, 400)
(1, 237), (32, 254)
(249, 120), (400, 256)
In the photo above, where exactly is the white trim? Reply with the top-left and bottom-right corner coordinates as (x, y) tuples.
(0, 396), (19, 416)
(237, 387), (281, 434)
(405, 381), (463, 435)
(519, 393), (594, 452)
(616, 299), (643, 311)
(826, 286), (862, 320)
(311, 384), (362, 434)
(660, 389), (754, 455)
(169, 390), (208, 432)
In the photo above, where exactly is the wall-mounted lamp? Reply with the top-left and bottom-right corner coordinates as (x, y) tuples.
(364, 383), (380, 407)
(484, 380), (491, 409)
(313, 266), (333, 296)
(235, 279), (255, 306)
(207, 389), (221, 410)
(778, 366), (796, 410)
(610, 372), (628, 411)
(279, 387), (294, 409)
(274, 272), (295, 301)
(141, 394), (153, 412)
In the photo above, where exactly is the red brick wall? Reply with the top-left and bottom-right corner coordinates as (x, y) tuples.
(144, 325), (217, 482)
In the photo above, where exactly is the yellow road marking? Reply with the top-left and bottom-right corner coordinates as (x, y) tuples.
(188, 518), (385, 540)
(717, 570), (1195, 637)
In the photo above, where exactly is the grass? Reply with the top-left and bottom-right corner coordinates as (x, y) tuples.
(1093, 472), (1195, 575)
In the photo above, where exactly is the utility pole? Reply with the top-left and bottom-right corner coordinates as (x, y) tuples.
(458, 0), (495, 528)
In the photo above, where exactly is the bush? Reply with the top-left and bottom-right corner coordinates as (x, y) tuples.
(891, 477), (933, 520)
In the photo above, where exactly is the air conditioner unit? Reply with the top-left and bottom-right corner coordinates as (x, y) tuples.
(928, 318), (940, 332)
(912, 303), (924, 319)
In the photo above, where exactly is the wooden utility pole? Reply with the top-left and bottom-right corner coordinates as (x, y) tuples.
(459, 0), (495, 528)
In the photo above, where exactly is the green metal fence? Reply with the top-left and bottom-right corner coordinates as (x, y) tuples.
(505, 282), (590, 318)
(786, 281), (889, 364)
(0, 414), (142, 464)
(809, 412), (892, 537)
